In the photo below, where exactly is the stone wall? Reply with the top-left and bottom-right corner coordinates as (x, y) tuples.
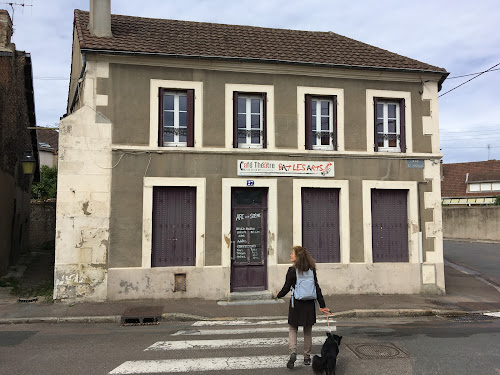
(443, 206), (500, 241)
(29, 199), (56, 251)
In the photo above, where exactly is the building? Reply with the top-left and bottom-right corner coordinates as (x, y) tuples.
(54, 0), (448, 301)
(442, 160), (500, 206)
(37, 129), (59, 168)
(0, 9), (39, 275)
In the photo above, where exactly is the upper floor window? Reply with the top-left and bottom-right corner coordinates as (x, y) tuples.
(159, 89), (194, 147)
(374, 98), (406, 153)
(305, 95), (337, 150)
(233, 92), (267, 148)
(468, 182), (500, 192)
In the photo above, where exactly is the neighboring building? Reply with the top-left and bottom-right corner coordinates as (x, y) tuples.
(0, 9), (39, 275)
(37, 129), (59, 168)
(442, 160), (500, 206)
(54, 0), (448, 301)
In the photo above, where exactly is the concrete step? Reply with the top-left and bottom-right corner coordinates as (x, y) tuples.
(227, 291), (274, 302)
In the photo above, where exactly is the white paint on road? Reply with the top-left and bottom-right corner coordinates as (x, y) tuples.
(484, 312), (500, 318)
(191, 318), (332, 326)
(172, 327), (291, 335)
(145, 336), (324, 350)
(109, 355), (300, 374)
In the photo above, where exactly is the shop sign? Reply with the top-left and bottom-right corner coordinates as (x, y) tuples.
(237, 160), (334, 177)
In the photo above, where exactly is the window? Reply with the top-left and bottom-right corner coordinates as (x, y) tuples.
(159, 89), (194, 147)
(233, 92), (267, 148)
(468, 182), (500, 192)
(305, 95), (337, 150)
(374, 99), (406, 152)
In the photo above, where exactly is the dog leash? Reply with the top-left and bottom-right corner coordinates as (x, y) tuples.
(325, 311), (336, 333)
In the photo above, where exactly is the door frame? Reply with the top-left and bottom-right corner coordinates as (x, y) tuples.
(362, 180), (419, 264)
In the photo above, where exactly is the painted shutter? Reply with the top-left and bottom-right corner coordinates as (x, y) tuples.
(262, 92), (267, 148)
(301, 188), (340, 263)
(399, 98), (406, 153)
(373, 98), (379, 152)
(332, 96), (338, 151)
(158, 88), (164, 146)
(371, 189), (408, 262)
(233, 91), (239, 148)
(152, 187), (196, 267)
(187, 89), (194, 147)
(305, 94), (312, 150)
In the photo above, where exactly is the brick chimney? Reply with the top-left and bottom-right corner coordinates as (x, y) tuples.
(0, 9), (13, 50)
(89, 0), (112, 37)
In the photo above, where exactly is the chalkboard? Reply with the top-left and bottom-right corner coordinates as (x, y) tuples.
(234, 210), (263, 264)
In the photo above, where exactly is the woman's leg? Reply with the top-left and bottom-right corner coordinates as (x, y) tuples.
(303, 325), (313, 358)
(288, 325), (298, 354)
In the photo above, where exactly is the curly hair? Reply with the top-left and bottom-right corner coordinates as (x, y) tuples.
(292, 245), (316, 273)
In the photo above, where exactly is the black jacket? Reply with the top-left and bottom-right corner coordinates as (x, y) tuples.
(277, 266), (326, 327)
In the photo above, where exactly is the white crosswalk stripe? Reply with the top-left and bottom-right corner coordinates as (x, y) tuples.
(109, 318), (337, 374)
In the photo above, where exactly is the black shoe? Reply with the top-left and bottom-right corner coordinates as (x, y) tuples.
(287, 353), (297, 369)
(304, 357), (311, 366)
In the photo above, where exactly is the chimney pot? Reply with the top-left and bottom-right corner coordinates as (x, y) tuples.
(0, 9), (13, 49)
(89, 0), (112, 37)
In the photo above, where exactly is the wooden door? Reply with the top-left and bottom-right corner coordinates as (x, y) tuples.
(231, 188), (268, 291)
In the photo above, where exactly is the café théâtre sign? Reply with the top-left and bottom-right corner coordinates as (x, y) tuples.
(237, 160), (334, 177)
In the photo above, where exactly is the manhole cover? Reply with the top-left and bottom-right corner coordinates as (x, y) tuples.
(346, 343), (409, 359)
(440, 314), (499, 323)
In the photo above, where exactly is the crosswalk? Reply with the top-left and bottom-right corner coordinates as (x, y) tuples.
(109, 318), (337, 374)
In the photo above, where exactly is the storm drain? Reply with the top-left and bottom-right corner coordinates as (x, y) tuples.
(18, 297), (38, 303)
(121, 305), (163, 326)
(346, 343), (410, 360)
(438, 314), (500, 323)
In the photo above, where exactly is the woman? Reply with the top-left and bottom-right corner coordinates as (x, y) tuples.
(276, 245), (330, 368)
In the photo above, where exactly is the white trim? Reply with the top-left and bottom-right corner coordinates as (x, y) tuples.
(225, 84), (275, 149)
(221, 179), (277, 268)
(297, 86), (344, 151)
(142, 177), (206, 268)
(292, 179), (350, 264)
(366, 89), (412, 154)
(362, 180), (419, 264)
(149, 79), (203, 148)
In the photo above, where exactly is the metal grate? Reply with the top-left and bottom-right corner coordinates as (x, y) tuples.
(346, 343), (410, 360)
(175, 273), (187, 292)
(121, 306), (163, 326)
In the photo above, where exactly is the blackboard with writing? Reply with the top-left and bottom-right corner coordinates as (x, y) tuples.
(234, 210), (263, 264)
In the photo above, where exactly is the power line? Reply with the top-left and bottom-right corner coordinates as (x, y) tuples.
(446, 68), (500, 79)
(439, 62), (500, 98)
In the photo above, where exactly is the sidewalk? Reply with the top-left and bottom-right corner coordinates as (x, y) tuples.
(1, 260), (499, 324)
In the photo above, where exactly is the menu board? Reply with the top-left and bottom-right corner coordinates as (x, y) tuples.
(234, 210), (262, 264)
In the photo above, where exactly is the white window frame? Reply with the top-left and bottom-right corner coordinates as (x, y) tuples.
(376, 100), (401, 152)
(225, 84), (275, 149)
(297, 86), (344, 152)
(311, 97), (335, 150)
(149, 79), (203, 149)
(236, 94), (263, 148)
(366, 90), (412, 154)
(161, 91), (188, 147)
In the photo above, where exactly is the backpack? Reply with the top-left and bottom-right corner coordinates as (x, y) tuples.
(291, 268), (317, 307)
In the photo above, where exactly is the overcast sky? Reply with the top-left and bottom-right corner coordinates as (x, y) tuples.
(5, 0), (500, 163)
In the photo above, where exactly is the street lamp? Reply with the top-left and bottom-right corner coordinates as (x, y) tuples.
(21, 151), (36, 175)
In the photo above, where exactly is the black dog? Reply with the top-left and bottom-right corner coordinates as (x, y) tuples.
(312, 332), (342, 375)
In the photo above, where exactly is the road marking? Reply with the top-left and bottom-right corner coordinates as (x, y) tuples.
(191, 318), (332, 326)
(445, 259), (500, 293)
(109, 355), (300, 374)
(172, 325), (336, 335)
(484, 312), (500, 318)
(145, 336), (325, 350)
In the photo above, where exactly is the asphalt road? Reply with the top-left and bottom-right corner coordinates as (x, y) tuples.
(444, 240), (500, 286)
(1, 316), (500, 375)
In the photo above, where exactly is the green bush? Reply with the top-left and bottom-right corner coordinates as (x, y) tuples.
(494, 196), (500, 205)
(31, 165), (57, 199)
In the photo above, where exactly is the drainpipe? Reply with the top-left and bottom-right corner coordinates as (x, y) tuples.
(417, 181), (428, 264)
(68, 51), (86, 115)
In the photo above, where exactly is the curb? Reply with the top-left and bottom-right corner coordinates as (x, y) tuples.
(0, 309), (487, 325)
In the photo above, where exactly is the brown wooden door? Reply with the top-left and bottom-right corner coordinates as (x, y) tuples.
(152, 187), (196, 267)
(231, 188), (268, 292)
(302, 188), (341, 263)
(371, 189), (408, 262)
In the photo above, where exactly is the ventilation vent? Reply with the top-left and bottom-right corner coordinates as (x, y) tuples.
(174, 273), (187, 292)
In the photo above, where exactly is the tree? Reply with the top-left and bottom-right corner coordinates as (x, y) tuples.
(31, 165), (57, 199)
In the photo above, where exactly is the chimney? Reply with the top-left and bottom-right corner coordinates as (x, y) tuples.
(89, 0), (112, 37)
(0, 9), (13, 49)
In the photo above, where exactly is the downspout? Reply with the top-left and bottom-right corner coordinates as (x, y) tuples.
(68, 51), (86, 115)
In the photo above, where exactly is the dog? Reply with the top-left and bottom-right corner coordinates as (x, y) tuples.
(312, 332), (342, 375)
